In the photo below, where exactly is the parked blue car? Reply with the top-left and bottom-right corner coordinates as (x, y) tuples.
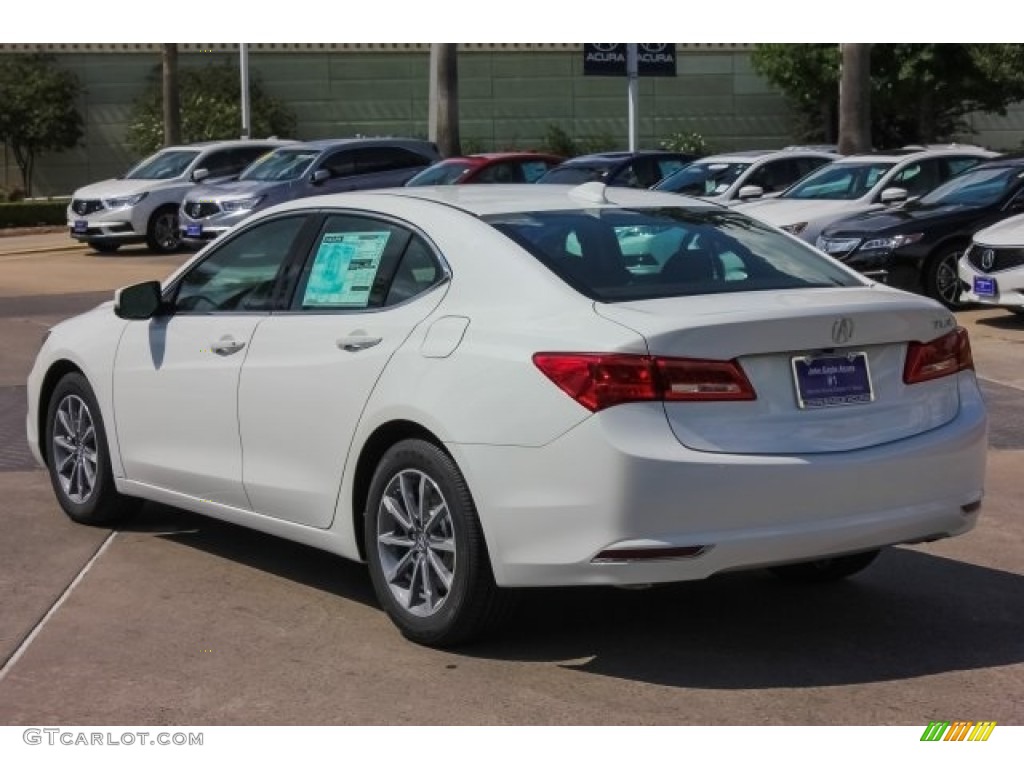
(178, 137), (440, 244)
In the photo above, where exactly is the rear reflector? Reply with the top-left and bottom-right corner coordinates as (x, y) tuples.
(903, 327), (974, 385)
(533, 353), (755, 412)
(593, 545), (711, 563)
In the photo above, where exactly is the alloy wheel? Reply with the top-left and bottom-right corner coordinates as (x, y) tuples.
(52, 394), (98, 504)
(376, 469), (457, 618)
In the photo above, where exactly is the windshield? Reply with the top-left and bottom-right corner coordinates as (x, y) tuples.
(655, 162), (751, 196)
(784, 162), (894, 201)
(405, 161), (473, 186)
(918, 166), (1023, 207)
(239, 148), (320, 181)
(486, 208), (859, 302)
(537, 165), (609, 185)
(125, 150), (200, 180)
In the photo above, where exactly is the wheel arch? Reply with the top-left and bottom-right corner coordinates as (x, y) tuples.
(350, 419), (449, 561)
(37, 359), (86, 468)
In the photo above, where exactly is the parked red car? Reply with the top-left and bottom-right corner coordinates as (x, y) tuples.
(405, 152), (564, 186)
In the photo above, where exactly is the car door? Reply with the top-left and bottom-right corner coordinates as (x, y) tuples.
(113, 214), (313, 508)
(237, 213), (449, 528)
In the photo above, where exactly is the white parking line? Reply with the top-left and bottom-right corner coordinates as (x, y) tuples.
(0, 531), (117, 683)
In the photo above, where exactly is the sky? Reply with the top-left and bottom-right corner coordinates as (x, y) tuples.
(0, 2), (1014, 44)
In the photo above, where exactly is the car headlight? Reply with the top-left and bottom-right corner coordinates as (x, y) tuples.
(781, 222), (808, 235)
(860, 232), (924, 251)
(103, 192), (147, 209)
(220, 196), (264, 212)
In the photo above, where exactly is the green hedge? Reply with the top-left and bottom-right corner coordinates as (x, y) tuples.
(0, 200), (69, 228)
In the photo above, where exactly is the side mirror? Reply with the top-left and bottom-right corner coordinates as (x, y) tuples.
(311, 168), (330, 185)
(192, 168), (210, 183)
(880, 187), (908, 205)
(114, 281), (163, 320)
(737, 185), (764, 201)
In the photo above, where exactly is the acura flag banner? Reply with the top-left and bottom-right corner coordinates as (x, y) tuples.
(583, 44), (677, 76)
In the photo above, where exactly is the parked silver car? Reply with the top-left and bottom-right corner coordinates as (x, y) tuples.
(179, 138), (440, 245)
(67, 139), (292, 254)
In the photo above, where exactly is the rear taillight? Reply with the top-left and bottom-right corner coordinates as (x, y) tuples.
(903, 327), (974, 385)
(532, 353), (755, 412)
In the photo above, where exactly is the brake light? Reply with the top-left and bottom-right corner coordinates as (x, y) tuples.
(903, 327), (974, 385)
(532, 353), (755, 412)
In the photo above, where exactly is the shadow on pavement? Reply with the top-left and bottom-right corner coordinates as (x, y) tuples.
(976, 312), (1024, 330)
(121, 501), (377, 609)
(122, 502), (1024, 690)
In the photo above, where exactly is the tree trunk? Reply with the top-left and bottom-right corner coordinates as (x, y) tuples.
(430, 44), (460, 157)
(162, 44), (181, 147)
(9, 142), (32, 197)
(838, 44), (872, 154)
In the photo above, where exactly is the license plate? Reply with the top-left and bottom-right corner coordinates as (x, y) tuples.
(186, 224), (202, 237)
(73, 220), (88, 233)
(973, 276), (997, 297)
(792, 353), (874, 409)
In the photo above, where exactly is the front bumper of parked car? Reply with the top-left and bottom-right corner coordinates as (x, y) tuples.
(67, 202), (148, 245)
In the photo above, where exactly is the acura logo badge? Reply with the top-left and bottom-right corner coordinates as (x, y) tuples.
(832, 317), (855, 345)
(981, 249), (995, 271)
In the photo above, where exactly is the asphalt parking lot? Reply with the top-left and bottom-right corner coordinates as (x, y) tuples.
(0, 235), (1022, 725)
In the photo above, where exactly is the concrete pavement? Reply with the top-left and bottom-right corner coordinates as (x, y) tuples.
(0, 234), (1021, 725)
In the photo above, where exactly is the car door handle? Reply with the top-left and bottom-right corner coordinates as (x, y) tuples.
(210, 337), (246, 356)
(337, 336), (382, 352)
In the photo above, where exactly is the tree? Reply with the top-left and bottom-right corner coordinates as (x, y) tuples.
(162, 44), (181, 146)
(752, 44), (1024, 148)
(429, 44), (460, 157)
(838, 44), (871, 154)
(126, 61), (295, 155)
(0, 53), (83, 196)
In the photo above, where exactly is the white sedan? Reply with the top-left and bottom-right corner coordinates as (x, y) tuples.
(958, 213), (1024, 315)
(28, 183), (988, 646)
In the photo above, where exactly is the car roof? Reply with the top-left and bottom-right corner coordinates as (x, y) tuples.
(162, 138), (293, 152)
(696, 148), (838, 163)
(433, 152), (563, 166)
(832, 147), (997, 163)
(559, 150), (689, 167)
(302, 182), (721, 217)
(286, 137), (437, 152)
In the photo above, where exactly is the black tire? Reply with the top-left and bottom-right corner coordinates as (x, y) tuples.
(769, 549), (881, 584)
(90, 241), (121, 254)
(364, 438), (509, 646)
(44, 372), (140, 526)
(145, 206), (181, 253)
(924, 246), (967, 309)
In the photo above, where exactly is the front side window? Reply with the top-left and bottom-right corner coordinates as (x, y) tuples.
(537, 165), (609, 185)
(173, 216), (307, 312)
(520, 160), (556, 183)
(125, 150), (200, 180)
(784, 162), (895, 201)
(475, 162), (522, 183)
(293, 216), (442, 310)
(487, 208), (860, 302)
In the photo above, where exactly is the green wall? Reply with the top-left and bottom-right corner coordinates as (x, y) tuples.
(3, 46), (795, 197)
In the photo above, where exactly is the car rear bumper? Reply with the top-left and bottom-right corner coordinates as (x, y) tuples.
(452, 372), (987, 587)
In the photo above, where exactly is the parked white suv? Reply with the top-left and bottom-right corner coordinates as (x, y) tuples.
(67, 139), (291, 254)
(735, 147), (996, 243)
(653, 148), (837, 206)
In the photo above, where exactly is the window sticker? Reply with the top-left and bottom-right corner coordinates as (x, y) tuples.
(304, 231), (391, 307)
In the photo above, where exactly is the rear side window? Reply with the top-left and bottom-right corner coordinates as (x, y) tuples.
(353, 147), (433, 175)
(486, 208), (860, 302)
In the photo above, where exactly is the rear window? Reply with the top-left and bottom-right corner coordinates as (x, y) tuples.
(485, 208), (860, 302)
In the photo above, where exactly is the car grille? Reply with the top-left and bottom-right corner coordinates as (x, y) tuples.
(71, 199), (103, 215)
(966, 244), (1024, 273)
(815, 237), (861, 258)
(183, 201), (220, 219)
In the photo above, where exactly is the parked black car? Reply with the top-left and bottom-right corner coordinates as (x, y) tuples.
(536, 151), (696, 188)
(815, 156), (1024, 307)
